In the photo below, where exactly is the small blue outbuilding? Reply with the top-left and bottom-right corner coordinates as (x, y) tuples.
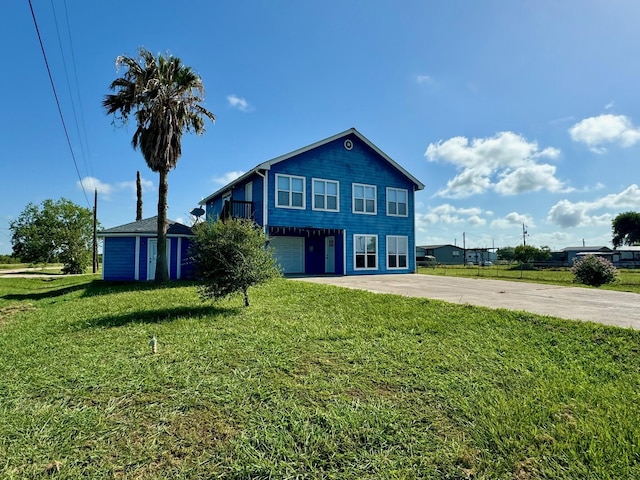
(98, 216), (194, 281)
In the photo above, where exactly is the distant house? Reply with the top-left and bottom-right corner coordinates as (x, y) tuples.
(98, 216), (194, 281)
(417, 244), (465, 265)
(614, 246), (640, 267)
(560, 246), (613, 265)
(465, 248), (497, 265)
(199, 128), (424, 275)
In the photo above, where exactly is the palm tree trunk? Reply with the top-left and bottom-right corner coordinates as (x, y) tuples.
(156, 169), (170, 282)
(136, 170), (143, 221)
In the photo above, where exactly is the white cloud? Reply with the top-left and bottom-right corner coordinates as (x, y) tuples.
(117, 177), (154, 193)
(569, 114), (640, 153)
(494, 163), (567, 195)
(77, 177), (113, 197)
(490, 212), (534, 229)
(77, 176), (155, 201)
(549, 116), (575, 125)
(467, 215), (486, 226)
(415, 203), (488, 231)
(416, 74), (433, 84)
(547, 184), (640, 228)
(212, 170), (245, 185)
(425, 131), (567, 198)
(226, 94), (251, 112)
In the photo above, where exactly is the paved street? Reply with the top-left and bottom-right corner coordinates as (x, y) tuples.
(295, 274), (640, 330)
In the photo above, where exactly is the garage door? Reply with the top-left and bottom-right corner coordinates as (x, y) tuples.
(270, 236), (304, 274)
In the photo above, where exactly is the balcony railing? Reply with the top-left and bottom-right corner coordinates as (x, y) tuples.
(221, 200), (254, 221)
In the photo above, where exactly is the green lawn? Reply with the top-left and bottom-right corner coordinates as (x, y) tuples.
(1, 276), (639, 479)
(418, 264), (640, 294)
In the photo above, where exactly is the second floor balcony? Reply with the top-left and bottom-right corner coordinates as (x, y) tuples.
(221, 200), (254, 221)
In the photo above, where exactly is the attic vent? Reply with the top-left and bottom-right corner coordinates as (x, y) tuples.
(344, 139), (353, 150)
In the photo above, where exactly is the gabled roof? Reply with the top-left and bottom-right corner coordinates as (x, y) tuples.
(417, 244), (463, 250)
(561, 246), (612, 252)
(200, 128), (425, 205)
(98, 216), (193, 236)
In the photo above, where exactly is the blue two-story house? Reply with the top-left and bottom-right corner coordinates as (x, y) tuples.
(199, 128), (425, 276)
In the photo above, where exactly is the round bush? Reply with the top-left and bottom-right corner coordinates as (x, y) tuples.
(571, 255), (618, 287)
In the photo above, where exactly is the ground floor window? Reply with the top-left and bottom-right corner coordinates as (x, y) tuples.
(354, 234), (377, 270)
(387, 236), (408, 269)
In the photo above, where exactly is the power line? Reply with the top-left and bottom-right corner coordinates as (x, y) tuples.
(28, 0), (91, 207)
(50, 0), (93, 180)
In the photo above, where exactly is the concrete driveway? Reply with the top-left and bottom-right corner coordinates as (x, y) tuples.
(295, 274), (640, 330)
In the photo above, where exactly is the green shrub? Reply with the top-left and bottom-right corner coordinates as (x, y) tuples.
(189, 218), (281, 306)
(572, 255), (618, 287)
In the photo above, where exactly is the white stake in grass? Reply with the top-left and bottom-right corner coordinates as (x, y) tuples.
(149, 335), (157, 354)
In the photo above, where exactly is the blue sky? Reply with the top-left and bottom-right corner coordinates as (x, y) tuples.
(2, 1), (640, 255)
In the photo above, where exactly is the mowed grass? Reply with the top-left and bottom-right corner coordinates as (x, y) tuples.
(1, 276), (639, 479)
(419, 264), (640, 293)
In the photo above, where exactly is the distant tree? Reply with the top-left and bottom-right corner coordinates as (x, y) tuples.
(612, 211), (640, 248)
(9, 199), (94, 273)
(0, 254), (20, 265)
(572, 255), (618, 287)
(538, 245), (552, 261)
(513, 245), (551, 264)
(497, 246), (515, 263)
(190, 218), (281, 307)
(103, 47), (215, 282)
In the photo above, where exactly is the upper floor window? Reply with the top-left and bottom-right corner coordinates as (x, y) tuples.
(312, 178), (339, 212)
(354, 234), (377, 270)
(387, 187), (408, 216)
(353, 183), (376, 214)
(276, 174), (305, 209)
(387, 236), (408, 269)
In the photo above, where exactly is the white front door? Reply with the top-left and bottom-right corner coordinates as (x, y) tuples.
(325, 236), (335, 273)
(148, 239), (157, 280)
(147, 239), (170, 281)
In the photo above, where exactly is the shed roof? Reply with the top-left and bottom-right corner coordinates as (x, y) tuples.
(199, 128), (425, 205)
(98, 216), (193, 236)
(561, 246), (612, 252)
(417, 244), (463, 250)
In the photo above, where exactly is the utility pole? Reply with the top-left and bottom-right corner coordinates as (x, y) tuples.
(522, 223), (527, 246)
(93, 189), (98, 273)
(463, 232), (466, 266)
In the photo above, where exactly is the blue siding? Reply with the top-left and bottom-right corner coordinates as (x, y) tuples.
(103, 237), (136, 280)
(168, 238), (176, 279)
(202, 132), (420, 276)
(266, 134), (416, 275)
(139, 237), (149, 281)
(103, 235), (194, 281)
(180, 237), (195, 279)
(205, 173), (265, 225)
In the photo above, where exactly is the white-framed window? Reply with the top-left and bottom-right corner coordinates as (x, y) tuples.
(354, 234), (377, 270)
(352, 183), (376, 214)
(312, 178), (339, 212)
(387, 187), (408, 216)
(387, 236), (408, 269)
(276, 174), (305, 209)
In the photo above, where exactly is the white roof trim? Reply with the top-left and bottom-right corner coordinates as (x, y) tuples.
(199, 128), (425, 205)
(97, 233), (193, 238)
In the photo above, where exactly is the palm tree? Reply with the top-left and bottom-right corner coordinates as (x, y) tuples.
(103, 48), (215, 281)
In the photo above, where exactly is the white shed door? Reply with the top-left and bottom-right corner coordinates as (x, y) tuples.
(270, 236), (304, 274)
